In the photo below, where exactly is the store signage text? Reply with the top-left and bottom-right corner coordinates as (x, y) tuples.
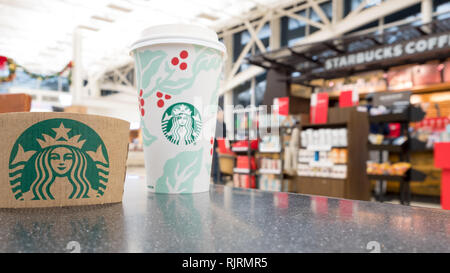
(372, 91), (411, 107)
(325, 32), (450, 70)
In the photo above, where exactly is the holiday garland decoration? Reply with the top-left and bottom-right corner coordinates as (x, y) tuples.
(0, 55), (72, 83)
(0, 56), (16, 83)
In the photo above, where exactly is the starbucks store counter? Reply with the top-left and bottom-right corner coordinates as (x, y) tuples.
(0, 174), (449, 252)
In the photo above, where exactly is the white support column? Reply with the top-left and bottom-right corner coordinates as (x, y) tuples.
(223, 33), (234, 139)
(378, 17), (384, 38)
(270, 17), (281, 50)
(421, 0), (433, 24)
(88, 75), (101, 98)
(250, 77), (256, 107)
(332, 0), (344, 24)
(422, 0), (433, 33)
(306, 7), (311, 36)
(71, 28), (83, 105)
(307, 0), (331, 26)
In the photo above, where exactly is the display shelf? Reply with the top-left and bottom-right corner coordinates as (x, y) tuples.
(308, 160), (335, 167)
(368, 174), (405, 182)
(368, 144), (405, 152)
(296, 175), (346, 181)
(258, 148), (282, 153)
(258, 169), (282, 175)
(369, 113), (408, 123)
(305, 145), (332, 151)
(368, 138), (428, 153)
(233, 168), (255, 174)
(368, 168), (426, 183)
(304, 145), (347, 151)
(232, 147), (250, 152)
(297, 107), (370, 201)
(232, 108), (257, 186)
(408, 168), (427, 182)
(329, 82), (450, 99)
(409, 138), (429, 152)
(368, 103), (427, 205)
(301, 122), (347, 129)
(369, 105), (425, 123)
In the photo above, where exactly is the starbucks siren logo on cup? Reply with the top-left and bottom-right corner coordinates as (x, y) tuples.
(161, 102), (202, 146)
(130, 24), (226, 194)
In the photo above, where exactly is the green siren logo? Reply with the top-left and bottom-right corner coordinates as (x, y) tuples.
(162, 102), (202, 145)
(8, 119), (109, 201)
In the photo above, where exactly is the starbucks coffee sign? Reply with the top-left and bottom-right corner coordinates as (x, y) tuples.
(325, 31), (450, 71)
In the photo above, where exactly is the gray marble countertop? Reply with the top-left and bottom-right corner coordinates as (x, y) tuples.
(0, 174), (450, 253)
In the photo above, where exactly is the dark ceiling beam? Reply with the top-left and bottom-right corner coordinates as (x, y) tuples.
(247, 59), (272, 70)
(288, 48), (322, 64)
(323, 42), (345, 54)
(262, 56), (297, 72)
(415, 26), (428, 36)
(368, 37), (382, 45)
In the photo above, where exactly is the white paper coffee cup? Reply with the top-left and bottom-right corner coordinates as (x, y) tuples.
(130, 24), (226, 194)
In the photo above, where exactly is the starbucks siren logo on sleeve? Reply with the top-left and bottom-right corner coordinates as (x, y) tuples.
(8, 119), (109, 201)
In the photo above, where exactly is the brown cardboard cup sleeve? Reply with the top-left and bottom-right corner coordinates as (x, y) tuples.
(0, 112), (130, 208)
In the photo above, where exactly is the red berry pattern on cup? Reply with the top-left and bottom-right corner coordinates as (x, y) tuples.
(156, 91), (172, 108)
(171, 50), (189, 71)
(138, 89), (145, 116)
(210, 137), (214, 155)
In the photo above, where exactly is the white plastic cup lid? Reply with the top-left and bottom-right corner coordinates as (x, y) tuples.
(130, 24), (226, 57)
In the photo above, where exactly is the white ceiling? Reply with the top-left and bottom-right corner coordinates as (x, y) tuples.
(0, 0), (290, 76)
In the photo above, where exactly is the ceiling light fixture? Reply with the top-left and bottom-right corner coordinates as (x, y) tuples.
(107, 4), (132, 13)
(197, 13), (219, 21)
(78, 25), (100, 32)
(91, 15), (115, 23)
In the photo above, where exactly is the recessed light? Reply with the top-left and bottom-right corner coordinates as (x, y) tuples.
(197, 13), (219, 21)
(107, 4), (132, 13)
(78, 25), (100, 32)
(91, 15), (115, 23)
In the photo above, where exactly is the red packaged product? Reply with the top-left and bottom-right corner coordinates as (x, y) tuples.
(443, 61), (450, 82)
(236, 156), (257, 170)
(412, 64), (442, 86)
(339, 90), (358, 107)
(241, 175), (256, 188)
(310, 93), (329, 124)
(388, 123), (401, 138)
(387, 67), (412, 89)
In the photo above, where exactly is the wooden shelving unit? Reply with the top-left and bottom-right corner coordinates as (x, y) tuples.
(295, 107), (370, 201)
(231, 108), (258, 189)
(232, 108), (298, 191)
(368, 138), (429, 153)
(256, 125), (293, 191)
(329, 82), (450, 100)
(368, 105), (427, 205)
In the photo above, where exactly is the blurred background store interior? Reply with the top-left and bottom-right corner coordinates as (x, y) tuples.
(1, 0), (450, 209)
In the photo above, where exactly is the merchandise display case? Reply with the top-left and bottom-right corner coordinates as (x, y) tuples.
(295, 107), (370, 201)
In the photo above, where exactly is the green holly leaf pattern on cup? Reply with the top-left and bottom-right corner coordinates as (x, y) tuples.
(141, 46), (222, 98)
(135, 49), (167, 95)
(205, 162), (212, 175)
(141, 120), (157, 147)
(155, 148), (203, 193)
